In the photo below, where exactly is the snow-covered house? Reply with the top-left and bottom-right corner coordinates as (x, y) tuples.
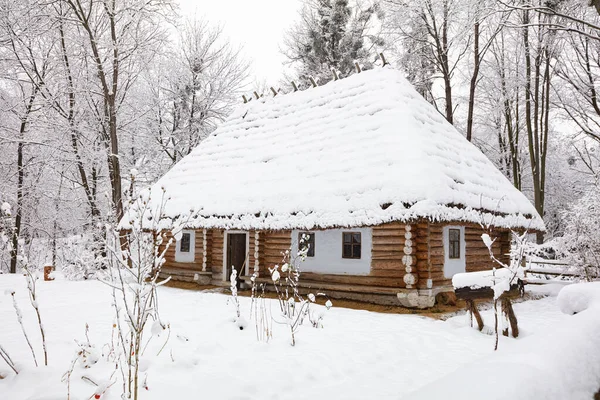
(124, 67), (544, 308)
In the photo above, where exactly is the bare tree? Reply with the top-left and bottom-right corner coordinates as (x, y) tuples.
(521, 5), (557, 243)
(554, 7), (600, 145)
(61, 0), (174, 221)
(465, 1), (507, 141)
(145, 17), (249, 163)
(387, 0), (471, 125)
(0, 0), (51, 272)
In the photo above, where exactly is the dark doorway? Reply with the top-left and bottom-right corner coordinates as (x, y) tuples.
(226, 233), (247, 286)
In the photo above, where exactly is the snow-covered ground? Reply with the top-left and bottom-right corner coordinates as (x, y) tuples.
(0, 275), (599, 400)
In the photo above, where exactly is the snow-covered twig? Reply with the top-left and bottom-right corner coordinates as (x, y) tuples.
(22, 264), (48, 365)
(101, 187), (185, 400)
(0, 344), (18, 375)
(9, 290), (38, 366)
(269, 234), (332, 346)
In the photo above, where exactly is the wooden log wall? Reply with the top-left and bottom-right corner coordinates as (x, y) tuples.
(204, 230), (212, 271)
(415, 223), (511, 290)
(157, 223), (511, 290)
(368, 222), (406, 287)
(247, 229), (257, 277)
(415, 222), (438, 290)
(464, 226), (510, 272)
(211, 229), (224, 280)
(258, 230), (291, 277)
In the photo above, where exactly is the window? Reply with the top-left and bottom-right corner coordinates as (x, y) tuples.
(180, 232), (191, 253)
(448, 228), (460, 259)
(299, 232), (315, 257)
(342, 232), (361, 259)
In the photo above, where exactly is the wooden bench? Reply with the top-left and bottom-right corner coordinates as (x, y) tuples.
(454, 281), (523, 338)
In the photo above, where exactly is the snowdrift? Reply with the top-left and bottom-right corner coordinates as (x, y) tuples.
(405, 282), (600, 400)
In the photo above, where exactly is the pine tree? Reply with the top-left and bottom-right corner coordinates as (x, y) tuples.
(284, 0), (384, 85)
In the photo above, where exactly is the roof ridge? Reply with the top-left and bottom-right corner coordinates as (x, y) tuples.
(241, 53), (392, 106)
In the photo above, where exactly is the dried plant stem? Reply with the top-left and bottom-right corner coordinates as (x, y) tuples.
(21, 266), (48, 365)
(0, 344), (18, 375)
(10, 291), (38, 366)
(61, 357), (78, 400)
(493, 299), (499, 351)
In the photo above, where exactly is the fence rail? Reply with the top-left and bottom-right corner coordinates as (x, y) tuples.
(523, 258), (577, 285)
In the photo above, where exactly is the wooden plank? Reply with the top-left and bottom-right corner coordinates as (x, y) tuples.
(372, 252), (404, 260)
(263, 231), (292, 239)
(300, 272), (405, 288)
(525, 267), (579, 277)
(371, 260), (403, 269)
(372, 230), (405, 237)
(372, 237), (404, 245)
(372, 244), (404, 252)
(376, 222), (405, 230)
(455, 285), (522, 300)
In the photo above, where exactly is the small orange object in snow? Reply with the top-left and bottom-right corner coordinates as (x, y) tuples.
(43, 266), (55, 281)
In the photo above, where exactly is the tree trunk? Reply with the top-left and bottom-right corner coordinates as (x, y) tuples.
(522, 10), (544, 244)
(58, 15), (100, 225)
(10, 89), (37, 273)
(65, 0), (124, 222)
(441, 0), (453, 125)
(466, 21), (480, 142)
(10, 137), (24, 274)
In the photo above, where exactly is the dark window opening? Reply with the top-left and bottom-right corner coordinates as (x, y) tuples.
(180, 232), (191, 253)
(342, 232), (361, 259)
(299, 232), (315, 257)
(449, 228), (460, 259)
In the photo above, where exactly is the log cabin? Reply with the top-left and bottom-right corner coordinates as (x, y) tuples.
(121, 66), (544, 308)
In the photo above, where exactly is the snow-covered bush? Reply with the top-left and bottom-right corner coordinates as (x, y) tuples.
(229, 269), (247, 330)
(249, 271), (272, 342)
(54, 234), (104, 280)
(102, 187), (183, 399)
(557, 186), (600, 281)
(270, 234), (332, 346)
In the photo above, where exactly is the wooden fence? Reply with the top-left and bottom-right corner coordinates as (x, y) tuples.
(522, 259), (577, 285)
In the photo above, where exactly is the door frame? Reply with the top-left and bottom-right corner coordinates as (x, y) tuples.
(222, 230), (250, 282)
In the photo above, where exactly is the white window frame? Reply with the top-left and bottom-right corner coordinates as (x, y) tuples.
(222, 230), (250, 281)
(175, 229), (196, 263)
(443, 225), (466, 278)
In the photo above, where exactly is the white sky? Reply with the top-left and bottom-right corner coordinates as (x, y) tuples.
(178, 0), (303, 85)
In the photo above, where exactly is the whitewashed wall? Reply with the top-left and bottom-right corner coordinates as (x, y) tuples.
(175, 229), (195, 263)
(291, 228), (372, 275)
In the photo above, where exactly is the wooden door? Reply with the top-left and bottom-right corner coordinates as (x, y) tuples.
(226, 233), (247, 283)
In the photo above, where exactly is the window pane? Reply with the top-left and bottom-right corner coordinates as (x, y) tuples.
(353, 244), (361, 259)
(343, 244), (352, 258)
(343, 233), (352, 244)
(352, 233), (361, 244)
(450, 229), (459, 241)
(448, 229), (460, 259)
(180, 233), (191, 253)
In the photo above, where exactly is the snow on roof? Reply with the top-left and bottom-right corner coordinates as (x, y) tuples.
(124, 67), (544, 231)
